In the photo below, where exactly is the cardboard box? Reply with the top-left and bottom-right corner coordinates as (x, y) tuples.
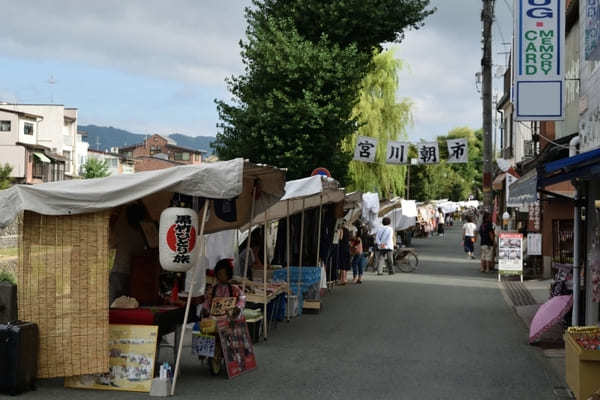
(565, 333), (600, 399)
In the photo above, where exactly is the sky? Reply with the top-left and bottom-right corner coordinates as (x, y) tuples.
(0, 0), (513, 141)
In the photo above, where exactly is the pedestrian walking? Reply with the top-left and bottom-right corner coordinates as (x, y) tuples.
(479, 212), (495, 272)
(462, 215), (477, 259)
(375, 217), (395, 275)
(437, 207), (445, 237)
(350, 231), (365, 284)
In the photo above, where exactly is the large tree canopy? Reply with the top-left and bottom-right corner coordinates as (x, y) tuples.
(409, 127), (483, 202)
(213, 0), (434, 182)
(343, 49), (412, 197)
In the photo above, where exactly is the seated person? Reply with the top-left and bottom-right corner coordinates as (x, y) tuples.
(237, 241), (263, 279)
(202, 259), (246, 319)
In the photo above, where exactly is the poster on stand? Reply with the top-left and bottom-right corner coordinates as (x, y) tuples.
(217, 316), (257, 379)
(498, 233), (523, 275)
(65, 325), (158, 392)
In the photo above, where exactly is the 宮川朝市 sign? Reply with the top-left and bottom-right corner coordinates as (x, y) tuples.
(514, 0), (565, 121)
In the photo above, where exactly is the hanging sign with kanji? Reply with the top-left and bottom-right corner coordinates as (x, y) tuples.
(447, 138), (468, 163)
(386, 141), (409, 164)
(417, 142), (439, 164)
(353, 136), (378, 163)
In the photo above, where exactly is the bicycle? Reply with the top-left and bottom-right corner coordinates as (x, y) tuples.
(366, 246), (420, 273)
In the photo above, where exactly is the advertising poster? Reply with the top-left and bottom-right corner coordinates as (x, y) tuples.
(527, 233), (542, 256)
(65, 325), (158, 392)
(498, 233), (524, 275)
(217, 316), (257, 379)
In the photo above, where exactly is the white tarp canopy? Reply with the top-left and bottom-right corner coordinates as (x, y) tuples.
(0, 158), (286, 233)
(249, 175), (344, 224)
(361, 192), (380, 234)
(383, 200), (417, 231)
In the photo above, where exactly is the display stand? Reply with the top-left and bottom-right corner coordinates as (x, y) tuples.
(497, 232), (524, 282)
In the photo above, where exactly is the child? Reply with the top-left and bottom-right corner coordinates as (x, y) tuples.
(201, 259), (246, 319)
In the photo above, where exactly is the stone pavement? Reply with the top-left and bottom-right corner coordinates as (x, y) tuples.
(18, 226), (569, 399)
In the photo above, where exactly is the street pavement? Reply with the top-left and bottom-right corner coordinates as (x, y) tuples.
(18, 226), (566, 400)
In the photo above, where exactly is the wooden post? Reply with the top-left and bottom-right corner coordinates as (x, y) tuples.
(241, 185), (257, 294)
(263, 211), (268, 339)
(286, 199), (291, 320)
(171, 201), (209, 396)
(298, 199), (305, 292)
(316, 194), (323, 267)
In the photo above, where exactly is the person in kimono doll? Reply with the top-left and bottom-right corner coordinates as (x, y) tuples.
(201, 259), (246, 319)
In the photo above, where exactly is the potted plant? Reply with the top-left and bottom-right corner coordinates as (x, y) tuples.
(0, 270), (17, 323)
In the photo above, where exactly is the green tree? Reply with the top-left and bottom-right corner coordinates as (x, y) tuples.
(342, 49), (412, 197)
(0, 163), (13, 190)
(409, 127), (483, 202)
(82, 158), (110, 179)
(213, 0), (435, 182)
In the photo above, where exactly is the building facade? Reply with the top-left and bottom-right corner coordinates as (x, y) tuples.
(119, 134), (204, 168)
(86, 149), (135, 176)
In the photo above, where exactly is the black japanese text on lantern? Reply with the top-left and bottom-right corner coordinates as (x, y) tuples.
(174, 215), (192, 264)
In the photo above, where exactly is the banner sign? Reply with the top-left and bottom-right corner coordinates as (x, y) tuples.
(505, 173), (520, 207)
(498, 233), (524, 275)
(514, 0), (565, 121)
(447, 138), (468, 163)
(353, 136), (378, 163)
(386, 141), (409, 164)
(417, 142), (439, 164)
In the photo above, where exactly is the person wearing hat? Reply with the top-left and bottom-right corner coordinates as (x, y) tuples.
(201, 259), (246, 319)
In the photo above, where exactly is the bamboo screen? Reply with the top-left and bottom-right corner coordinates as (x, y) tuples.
(18, 211), (110, 378)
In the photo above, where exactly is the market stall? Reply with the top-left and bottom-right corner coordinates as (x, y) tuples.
(0, 158), (285, 393)
(244, 175), (344, 319)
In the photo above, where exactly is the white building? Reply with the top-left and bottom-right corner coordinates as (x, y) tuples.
(87, 149), (135, 176)
(6, 104), (87, 178)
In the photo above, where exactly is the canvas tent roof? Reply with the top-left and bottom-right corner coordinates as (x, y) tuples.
(248, 175), (344, 224)
(0, 158), (286, 234)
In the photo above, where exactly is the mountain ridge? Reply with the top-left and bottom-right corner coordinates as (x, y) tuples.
(79, 124), (215, 155)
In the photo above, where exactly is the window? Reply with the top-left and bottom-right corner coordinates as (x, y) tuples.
(24, 122), (34, 135)
(110, 158), (118, 168)
(182, 152), (190, 161)
(0, 120), (10, 132)
(194, 154), (200, 161)
(150, 145), (161, 155)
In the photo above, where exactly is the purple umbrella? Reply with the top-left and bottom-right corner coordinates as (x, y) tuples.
(529, 295), (573, 344)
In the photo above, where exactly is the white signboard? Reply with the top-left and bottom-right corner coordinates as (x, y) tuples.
(353, 136), (378, 163)
(514, 0), (565, 121)
(527, 233), (542, 256)
(417, 142), (439, 164)
(386, 141), (409, 164)
(447, 138), (468, 163)
(498, 233), (524, 276)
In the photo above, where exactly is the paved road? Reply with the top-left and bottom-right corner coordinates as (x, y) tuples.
(23, 226), (563, 399)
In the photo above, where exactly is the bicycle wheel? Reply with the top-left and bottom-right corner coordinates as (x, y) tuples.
(396, 251), (419, 273)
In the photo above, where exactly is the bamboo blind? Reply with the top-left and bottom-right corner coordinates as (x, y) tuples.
(18, 211), (110, 378)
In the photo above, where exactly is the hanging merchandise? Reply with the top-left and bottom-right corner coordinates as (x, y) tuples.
(385, 141), (410, 164)
(159, 207), (200, 272)
(353, 136), (378, 163)
(447, 138), (468, 163)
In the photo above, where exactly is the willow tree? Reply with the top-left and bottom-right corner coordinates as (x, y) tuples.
(343, 49), (413, 198)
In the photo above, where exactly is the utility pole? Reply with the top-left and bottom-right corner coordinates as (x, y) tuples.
(481, 0), (494, 212)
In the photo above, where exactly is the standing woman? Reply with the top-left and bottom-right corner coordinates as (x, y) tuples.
(462, 215), (477, 259)
(437, 207), (445, 238)
(350, 230), (365, 284)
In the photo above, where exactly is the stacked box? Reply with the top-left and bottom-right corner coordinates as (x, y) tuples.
(272, 267), (321, 314)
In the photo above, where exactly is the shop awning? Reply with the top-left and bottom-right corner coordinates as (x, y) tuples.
(508, 169), (537, 205)
(33, 152), (50, 163)
(492, 173), (507, 190)
(541, 147), (600, 186)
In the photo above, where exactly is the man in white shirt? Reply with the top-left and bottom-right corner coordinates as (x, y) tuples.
(375, 217), (395, 275)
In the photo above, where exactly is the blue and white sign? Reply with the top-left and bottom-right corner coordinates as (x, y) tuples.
(514, 0), (565, 121)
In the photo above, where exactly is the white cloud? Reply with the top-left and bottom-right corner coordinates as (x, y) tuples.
(0, 0), (251, 85)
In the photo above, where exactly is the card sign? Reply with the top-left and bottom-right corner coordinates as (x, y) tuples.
(514, 0), (565, 120)
(217, 316), (257, 379)
(192, 333), (216, 357)
(498, 233), (524, 277)
(447, 138), (468, 163)
(353, 136), (378, 163)
(386, 141), (409, 164)
(417, 142), (439, 164)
